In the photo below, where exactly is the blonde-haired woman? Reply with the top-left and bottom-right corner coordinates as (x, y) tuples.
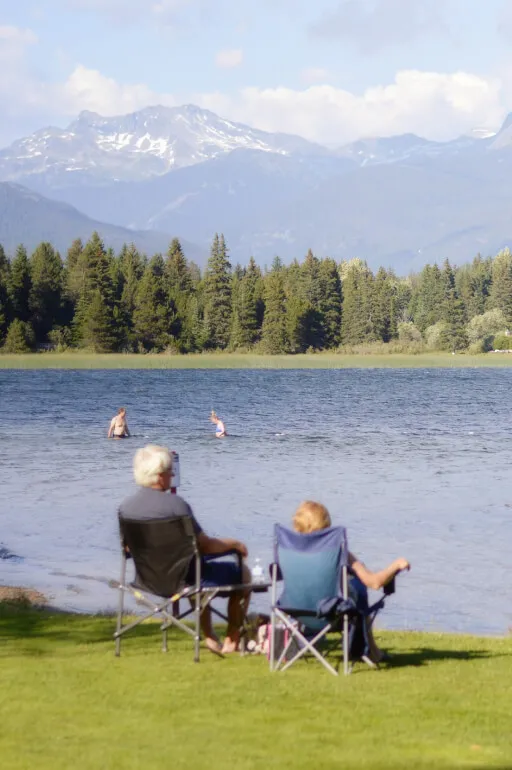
(292, 500), (410, 662)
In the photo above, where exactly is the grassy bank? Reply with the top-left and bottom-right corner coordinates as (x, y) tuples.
(2, 351), (512, 369)
(0, 604), (511, 769)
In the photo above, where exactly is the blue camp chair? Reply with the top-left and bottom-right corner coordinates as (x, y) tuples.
(269, 524), (384, 676)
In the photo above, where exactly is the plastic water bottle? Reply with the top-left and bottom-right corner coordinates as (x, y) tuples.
(251, 557), (265, 585)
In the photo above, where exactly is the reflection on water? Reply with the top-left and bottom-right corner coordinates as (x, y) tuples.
(0, 368), (511, 635)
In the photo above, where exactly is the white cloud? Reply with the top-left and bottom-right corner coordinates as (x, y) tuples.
(301, 67), (332, 85)
(215, 48), (243, 69)
(0, 31), (507, 149)
(60, 66), (178, 115)
(44, 0), (194, 23)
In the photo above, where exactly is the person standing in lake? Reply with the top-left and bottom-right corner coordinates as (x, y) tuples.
(210, 410), (227, 438)
(108, 408), (130, 439)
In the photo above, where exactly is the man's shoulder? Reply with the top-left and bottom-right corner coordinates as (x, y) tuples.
(119, 488), (192, 520)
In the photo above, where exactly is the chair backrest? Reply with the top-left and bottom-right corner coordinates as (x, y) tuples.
(119, 514), (197, 598)
(274, 524), (348, 630)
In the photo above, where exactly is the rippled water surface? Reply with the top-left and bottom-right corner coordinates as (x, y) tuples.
(1, 368), (511, 635)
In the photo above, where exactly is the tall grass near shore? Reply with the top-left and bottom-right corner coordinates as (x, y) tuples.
(2, 351), (512, 369)
(0, 604), (511, 769)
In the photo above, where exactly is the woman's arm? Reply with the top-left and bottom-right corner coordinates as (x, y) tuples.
(348, 552), (410, 591)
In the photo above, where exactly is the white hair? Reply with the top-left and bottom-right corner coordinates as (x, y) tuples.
(133, 445), (172, 488)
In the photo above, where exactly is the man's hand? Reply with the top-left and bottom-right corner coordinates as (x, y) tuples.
(395, 558), (410, 572)
(236, 541), (248, 558)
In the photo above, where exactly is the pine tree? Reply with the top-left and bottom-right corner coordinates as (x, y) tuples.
(165, 238), (192, 296)
(488, 249), (512, 327)
(441, 289), (468, 351)
(261, 257), (287, 354)
(72, 233), (119, 350)
(286, 296), (313, 353)
(8, 245), (32, 323)
(371, 267), (393, 342)
(410, 264), (445, 332)
(341, 261), (374, 344)
(229, 259), (261, 349)
(0, 243), (11, 338)
(317, 258), (342, 349)
(3, 318), (35, 353)
(29, 242), (63, 342)
(133, 255), (176, 351)
(203, 233), (232, 349)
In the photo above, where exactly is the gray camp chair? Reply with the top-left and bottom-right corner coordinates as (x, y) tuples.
(111, 513), (251, 661)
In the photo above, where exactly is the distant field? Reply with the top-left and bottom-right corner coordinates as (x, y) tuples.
(2, 352), (512, 369)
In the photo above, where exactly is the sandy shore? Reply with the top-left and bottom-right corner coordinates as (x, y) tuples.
(0, 585), (48, 605)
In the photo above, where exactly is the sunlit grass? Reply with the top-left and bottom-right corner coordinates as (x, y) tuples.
(0, 603), (511, 769)
(2, 351), (512, 369)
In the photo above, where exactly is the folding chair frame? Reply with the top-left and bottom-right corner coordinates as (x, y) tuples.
(113, 544), (252, 662)
(269, 560), (351, 677)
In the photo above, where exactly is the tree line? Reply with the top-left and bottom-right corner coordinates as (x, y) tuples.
(1, 231), (512, 354)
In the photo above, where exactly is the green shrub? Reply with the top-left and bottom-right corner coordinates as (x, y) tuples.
(467, 309), (507, 343)
(493, 334), (511, 351)
(397, 322), (422, 343)
(424, 321), (447, 350)
(2, 319), (35, 353)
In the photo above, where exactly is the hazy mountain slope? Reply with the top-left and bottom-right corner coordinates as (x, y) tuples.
(0, 182), (205, 261)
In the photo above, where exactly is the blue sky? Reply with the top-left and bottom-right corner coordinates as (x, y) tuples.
(1, 0), (512, 147)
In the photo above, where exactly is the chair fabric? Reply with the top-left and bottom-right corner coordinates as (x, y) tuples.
(270, 524), (380, 676)
(113, 513), (248, 662)
(120, 514), (196, 597)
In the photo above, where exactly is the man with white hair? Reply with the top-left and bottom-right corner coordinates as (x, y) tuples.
(119, 444), (250, 655)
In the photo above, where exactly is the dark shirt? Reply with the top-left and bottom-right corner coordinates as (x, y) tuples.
(118, 487), (203, 536)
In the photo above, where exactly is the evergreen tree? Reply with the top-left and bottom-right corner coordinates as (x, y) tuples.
(165, 238), (192, 296)
(8, 245), (32, 323)
(341, 261), (374, 344)
(72, 233), (119, 350)
(286, 296), (313, 353)
(410, 264), (445, 331)
(317, 258), (342, 349)
(0, 244), (11, 338)
(203, 233), (232, 349)
(118, 244), (144, 347)
(441, 289), (468, 351)
(3, 318), (35, 353)
(229, 259), (261, 348)
(261, 257), (287, 354)
(133, 255), (176, 351)
(488, 249), (512, 327)
(29, 242), (63, 342)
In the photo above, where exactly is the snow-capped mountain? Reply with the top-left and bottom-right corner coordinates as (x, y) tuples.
(0, 104), (326, 185)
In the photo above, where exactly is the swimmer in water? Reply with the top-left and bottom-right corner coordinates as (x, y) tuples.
(210, 410), (227, 438)
(108, 407), (130, 439)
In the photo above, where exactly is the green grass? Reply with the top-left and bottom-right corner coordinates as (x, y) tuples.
(2, 351), (512, 369)
(1, 604), (511, 769)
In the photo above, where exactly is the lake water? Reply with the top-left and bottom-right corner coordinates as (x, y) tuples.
(0, 368), (511, 636)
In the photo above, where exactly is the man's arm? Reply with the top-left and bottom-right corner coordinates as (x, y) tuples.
(348, 552), (410, 591)
(197, 532), (248, 558)
(124, 421), (130, 437)
(107, 419), (114, 438)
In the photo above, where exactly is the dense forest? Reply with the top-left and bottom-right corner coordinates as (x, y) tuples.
(0, 231), (512, 354)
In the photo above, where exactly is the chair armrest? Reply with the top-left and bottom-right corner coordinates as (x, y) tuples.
(383, 577), (396, 596)
(203, 549), (241, 563)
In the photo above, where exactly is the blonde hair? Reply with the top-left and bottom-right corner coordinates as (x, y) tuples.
(293, 501), (331, 534)
(133, 445), (172, 488)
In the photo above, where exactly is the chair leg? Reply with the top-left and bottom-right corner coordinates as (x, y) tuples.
(194, 555), (201, 663)
(162, 626), (168, 653)
(115, 557), (127, 657)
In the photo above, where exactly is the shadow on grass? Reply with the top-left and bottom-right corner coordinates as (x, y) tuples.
(382, 647), (510, 668)
(0, 603), (175, 656)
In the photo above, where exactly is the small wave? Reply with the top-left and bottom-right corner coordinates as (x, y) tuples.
(0, 545), (22, 562)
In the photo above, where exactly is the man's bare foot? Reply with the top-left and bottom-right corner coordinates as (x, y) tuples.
(205, 636), (224, 657)
(221, 638), (239, 654)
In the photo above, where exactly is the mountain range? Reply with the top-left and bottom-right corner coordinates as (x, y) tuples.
(1, 104), (512, 271)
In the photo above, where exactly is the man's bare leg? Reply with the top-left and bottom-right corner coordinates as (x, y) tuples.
(222, 564), (251, 653)
(189, 600), (223, 655)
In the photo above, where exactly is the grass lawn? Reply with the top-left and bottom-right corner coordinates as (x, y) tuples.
(2, 352), (512, 369)
(0, 604), (511, 769)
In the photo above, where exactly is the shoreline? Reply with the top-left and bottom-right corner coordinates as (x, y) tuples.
(1, 585), (509, 638)
(3, 351), (512, 369)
